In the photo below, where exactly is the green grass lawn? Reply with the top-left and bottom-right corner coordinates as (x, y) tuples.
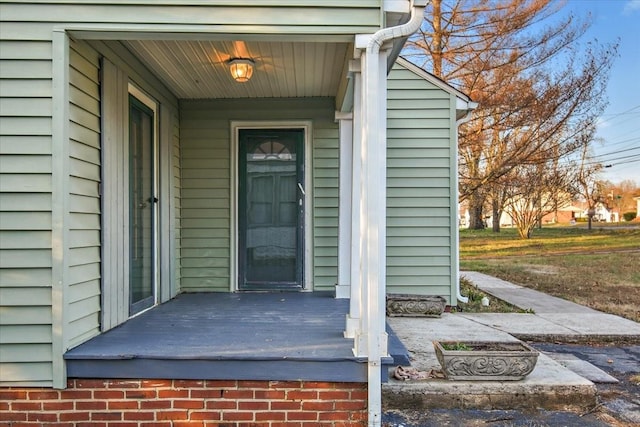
(459, 226), (640, 322)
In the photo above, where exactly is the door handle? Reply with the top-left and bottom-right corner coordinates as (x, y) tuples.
(297, 183), (305, 196)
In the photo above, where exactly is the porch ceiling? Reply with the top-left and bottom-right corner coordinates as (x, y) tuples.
(124, 40), (351, 99)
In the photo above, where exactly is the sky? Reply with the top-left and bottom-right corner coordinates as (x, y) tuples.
(563, 0), (640, 184)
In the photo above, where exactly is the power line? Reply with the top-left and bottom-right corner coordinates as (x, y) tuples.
(591, 146), (640, 159)
(597, 105), (640, 125)
(598, 136), (640, 148)
(588, 154), (640, 164)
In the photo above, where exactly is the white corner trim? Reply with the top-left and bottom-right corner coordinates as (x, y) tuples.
(51, 29), (71, 390)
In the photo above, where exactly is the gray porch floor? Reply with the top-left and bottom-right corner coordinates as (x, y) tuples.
(65, 292), (400, 382)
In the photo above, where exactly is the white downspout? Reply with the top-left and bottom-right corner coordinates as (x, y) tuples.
(358, 2), (427, 426)
(455, 104), (477, 304)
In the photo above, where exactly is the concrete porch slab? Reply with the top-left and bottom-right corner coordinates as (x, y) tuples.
(384, 315), (597, 411)
(387, 315), (519, 372)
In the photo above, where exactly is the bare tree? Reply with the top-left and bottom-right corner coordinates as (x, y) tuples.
(571, 141), (607, 230)
(403, 0), (618, 229)
(503, 163), (572, 238)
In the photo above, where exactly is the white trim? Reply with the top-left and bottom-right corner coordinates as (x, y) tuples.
(230, 121), (313, 292)
(51, 29), (70, 389)
(336, 115), (353, 299)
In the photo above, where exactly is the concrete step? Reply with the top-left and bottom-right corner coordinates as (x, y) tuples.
(382, 353), (597, 412)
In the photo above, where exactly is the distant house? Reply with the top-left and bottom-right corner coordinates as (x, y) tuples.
(541, 204), (582, 224)
(459, 195), (579, 229)
(575, 201), (617, 222)
(0, 0), (476, 424)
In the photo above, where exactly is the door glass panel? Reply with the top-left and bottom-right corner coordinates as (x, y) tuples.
(129, 95), (155, 314)
(239, 129), (304, 290)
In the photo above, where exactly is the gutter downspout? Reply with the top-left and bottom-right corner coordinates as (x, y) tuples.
(358, 2), (427, 426)
(455, 103), (478, 304)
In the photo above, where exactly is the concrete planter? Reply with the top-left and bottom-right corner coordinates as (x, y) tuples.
(386, 294), (446, 317)
(433, 341), (539, 381)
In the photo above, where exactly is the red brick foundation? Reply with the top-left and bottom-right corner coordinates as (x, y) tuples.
(0, 379), (367, 426)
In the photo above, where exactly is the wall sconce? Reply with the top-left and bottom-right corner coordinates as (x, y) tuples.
(228, 58), (254, 83)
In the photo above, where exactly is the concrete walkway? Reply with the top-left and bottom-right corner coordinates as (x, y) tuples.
(461, 271), (640, 342)
(383, 271), (640, 412)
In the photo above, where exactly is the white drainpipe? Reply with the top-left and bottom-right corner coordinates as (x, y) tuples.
(358, 2), (427, 426)
(455, 104), (477, 304)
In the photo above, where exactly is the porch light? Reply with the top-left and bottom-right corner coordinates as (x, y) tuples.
(228, 58), (254, 83)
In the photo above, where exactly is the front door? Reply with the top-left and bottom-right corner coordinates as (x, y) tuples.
(238, 129), (305, 290)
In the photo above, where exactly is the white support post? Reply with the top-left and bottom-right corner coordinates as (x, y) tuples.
(355, 50), (370, 358)
(353, 46), (390, 364)
(336, 112), (353, 300)
(372, 46), (389, 363)
(354, 48), (389, 359)
(357, 46), (390, 427)
(352, 3), (427, 424)
(355, 0), (426, 427)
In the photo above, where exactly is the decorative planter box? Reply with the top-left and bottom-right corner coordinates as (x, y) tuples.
(386, 294), (446, 317)
(433, 341), (539, 381)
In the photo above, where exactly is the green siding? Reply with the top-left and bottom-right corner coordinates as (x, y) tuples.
(312, 127), (339, 289)
(178, 102), (230, 291)
(179, 98), (338, 292)
(0, 25), (183, 386)
(385, 63), (456, 303)
(0, 31), (55, 386)
(0, 2), (382, 37)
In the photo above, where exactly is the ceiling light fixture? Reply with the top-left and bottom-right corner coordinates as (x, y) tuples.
(228, 58), (254, 83)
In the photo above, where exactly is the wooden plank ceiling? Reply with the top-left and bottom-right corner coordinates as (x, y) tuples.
(124, 40), (350, 99)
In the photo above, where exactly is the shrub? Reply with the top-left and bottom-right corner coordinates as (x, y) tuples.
(623, 211), (637, 222)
